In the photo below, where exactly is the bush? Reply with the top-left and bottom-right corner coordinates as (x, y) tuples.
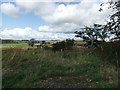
(28, 38), (37, 47)
(28, 41), (34, 47)
(52, 41), (66, 51)
(52, 39), (75, 51)
(65, 39), (75, 49)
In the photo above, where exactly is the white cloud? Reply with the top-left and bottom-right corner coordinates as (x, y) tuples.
(48, 2), (111, 25)
(15, 0), (43, 12)
(38, 23), (80, 32)
(14, 0), (109, 3)
(1, 0), (114, 40)
(14, 0), (113, 32)
(0, 27), (77, 40)
(15, 0), (80, 2)
(38, 26), (53, 32)
(1, 3), (19, 18)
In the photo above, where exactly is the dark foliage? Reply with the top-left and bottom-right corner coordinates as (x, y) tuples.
(75, 24), (108, 47)
(42, 41), (46, 44)
(65, 39), (75, 49)
(52, 39), (75, 51)
(52, 41), (66, 51)
(28, 38), (36, 47)
(100, 0), (120, 39)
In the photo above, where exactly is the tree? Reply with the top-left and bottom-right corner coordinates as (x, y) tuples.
(75, 24), (108, 47)
(30, 38), (35, 41)
(108, 1), (120, 39)
(42, 41), (45, 44)
(28, 38), (35, 47)
(99, 0), (120, 39)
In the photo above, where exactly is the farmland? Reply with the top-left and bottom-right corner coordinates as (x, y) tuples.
(0, 43), (28, 46)
(2, 40), (119, 88)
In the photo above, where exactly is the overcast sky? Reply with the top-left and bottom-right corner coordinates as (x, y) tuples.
(0, 0), (113, 40)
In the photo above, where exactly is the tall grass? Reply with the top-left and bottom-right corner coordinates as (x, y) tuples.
(2, 48), (118, 88)
(94, 41), (120, 67)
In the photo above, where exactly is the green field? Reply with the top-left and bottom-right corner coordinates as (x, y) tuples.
(0, 43), (28, 46)
(2, 46), (119, 88)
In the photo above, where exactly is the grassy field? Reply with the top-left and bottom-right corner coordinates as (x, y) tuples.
(0, 43), (28, 46)
(2, 47), (118, 88)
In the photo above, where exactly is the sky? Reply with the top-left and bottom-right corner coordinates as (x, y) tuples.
(0, 0), (113, 40)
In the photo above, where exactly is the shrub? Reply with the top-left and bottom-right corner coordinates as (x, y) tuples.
(52, 41), (66, 51)
(52, 39), (75, 51)
(28, 38), (36, 47)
